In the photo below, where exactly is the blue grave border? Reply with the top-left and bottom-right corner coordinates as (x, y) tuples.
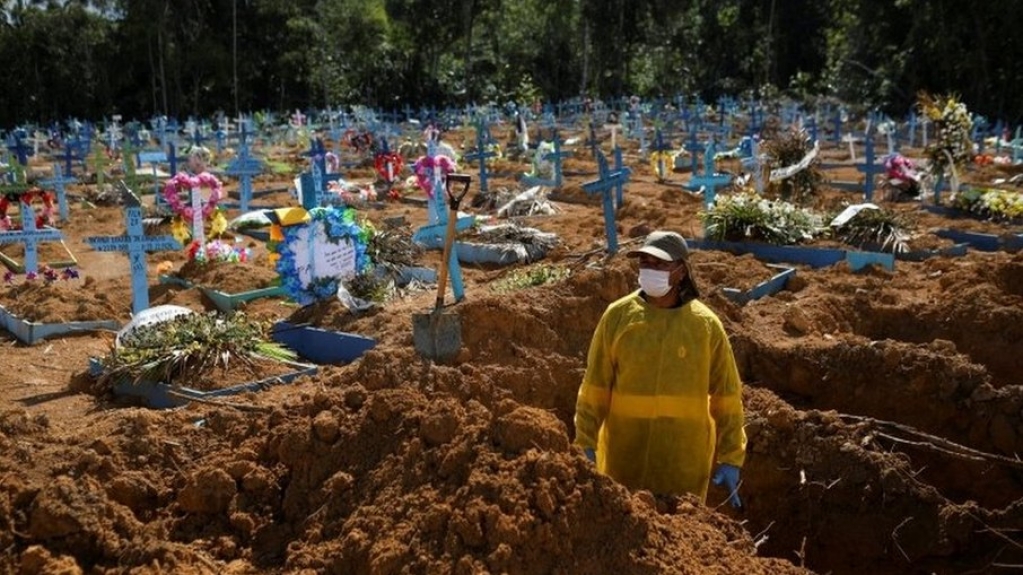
(722, 264), (796, 305)
(158, 274), (287, 313)
(89, 356), (317, 409)
(686, 238), (896, 272)
(0, 304), (119, 345)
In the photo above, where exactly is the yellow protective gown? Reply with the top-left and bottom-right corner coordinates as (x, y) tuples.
(574, 291), (746, 500)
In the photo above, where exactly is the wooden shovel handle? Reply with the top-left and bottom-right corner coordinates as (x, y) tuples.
(434, 207), (458, 310)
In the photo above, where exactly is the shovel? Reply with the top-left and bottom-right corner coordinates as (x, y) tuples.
(412, 173), (472, 362)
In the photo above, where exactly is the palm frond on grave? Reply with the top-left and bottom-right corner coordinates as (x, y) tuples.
(760, 127), (824, 203)
(831, 207), (912, 253)
(99, 312), (296, 386)
(364, 222), (423, 270)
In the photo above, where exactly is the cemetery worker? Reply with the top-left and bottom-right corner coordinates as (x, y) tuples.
(574, 230), (746, 508)
(185, 145), (212, 175)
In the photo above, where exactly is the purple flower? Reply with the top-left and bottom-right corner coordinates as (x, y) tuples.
(25, 272), (37, 281)
(2, 271), (13, 283)
(61, 268), (80, 280)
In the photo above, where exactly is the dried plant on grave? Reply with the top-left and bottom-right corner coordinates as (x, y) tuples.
(364, 221), (423, 271)
(700, 189), (826, 245)
(472, 224), (560, 252)
(492, 264), (571, 293)
(344, 272), (393, 303)
(98, 312), (296, 387)
(760, 127), (824, 203)
(829, 207), (912, 253)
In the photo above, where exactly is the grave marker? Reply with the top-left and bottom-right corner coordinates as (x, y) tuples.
(855, 136), (884, 201)
(462, 120), (498, 193)
(740, 138), (766, 194)
(137, 150), (168, 198)
(88, 144), (112, 190)
(582, 150), (631, 254)
(39, 164), (77, 222)
(0, 200), (64, 274)
(687, 139), (733, 206)
(223, 128), (264, 212)
(86, 189), (181, 314)
(6, 135), (31, 166)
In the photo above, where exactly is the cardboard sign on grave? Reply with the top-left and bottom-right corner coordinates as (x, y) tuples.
(85, 187), (181, 315)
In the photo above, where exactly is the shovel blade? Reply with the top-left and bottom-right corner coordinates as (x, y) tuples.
(412, 311), (462, 362)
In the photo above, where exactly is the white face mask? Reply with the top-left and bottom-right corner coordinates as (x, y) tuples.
(638, 268), (673, 297)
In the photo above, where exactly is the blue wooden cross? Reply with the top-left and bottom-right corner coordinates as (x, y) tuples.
(687, 139), (733, 206)
(685, 130), (706, 174)
(0, 201), (64, 274)
(545, 133), (573, 188)
(39, 164), (77, 222)
(1009, 127), (1023, 164)
(972, 115), (988, 156)
(585, 122), (601, 157)
(462, 119), (498, 193)
(583, 150), (631, 253)
(854, 137), (884, 201)
(166, 142), (187, 177)
(806, 115), (819, 144)
(86, 190), (181, 315)
(831, 108), (844, 146)
(137, 149), (168, 198)
(224, 130), (264, 212)
(6, 135), (31, 166)
(740, 138), (766, 194)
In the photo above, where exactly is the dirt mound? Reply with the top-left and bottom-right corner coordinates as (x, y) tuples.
(3, 127), (1023, 574)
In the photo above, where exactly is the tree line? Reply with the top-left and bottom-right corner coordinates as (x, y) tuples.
(1, 0), (1021, 128)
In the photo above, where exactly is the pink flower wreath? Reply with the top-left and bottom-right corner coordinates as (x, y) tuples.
(412, 155), (456, 198)
(162, 172), (223, 220)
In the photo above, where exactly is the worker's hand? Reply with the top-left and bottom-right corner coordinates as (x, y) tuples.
(583, 448), (596, 463)
(711, 464), (743, 509)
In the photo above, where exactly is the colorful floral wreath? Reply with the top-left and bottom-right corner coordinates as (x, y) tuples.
(413, 155), (457, 197)
(275, 206), (371, 306)
(649, 151), (676, 179)
(0, 189), (57, 231)
(374, 151), (404, 183)
(162, 172), (226, 243)
(163, 172), (223, 220)
(325, 151), (340, 173)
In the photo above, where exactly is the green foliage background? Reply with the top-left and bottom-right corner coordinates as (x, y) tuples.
(1, 0), (1021, 125)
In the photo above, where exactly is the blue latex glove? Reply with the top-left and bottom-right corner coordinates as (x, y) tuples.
(711, 464), (743, 509)
(583, 448), (596, 463)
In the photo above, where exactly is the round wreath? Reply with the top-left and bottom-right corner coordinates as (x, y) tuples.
(374, 152), (404, 183)
(412, 155), (456, 197)
(0, 189), (56, 231)
(162, 172), (223, 221)
(649, 151), (675, 179)
(325, 151), (340, 173)
(275, 206), (372, 307)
